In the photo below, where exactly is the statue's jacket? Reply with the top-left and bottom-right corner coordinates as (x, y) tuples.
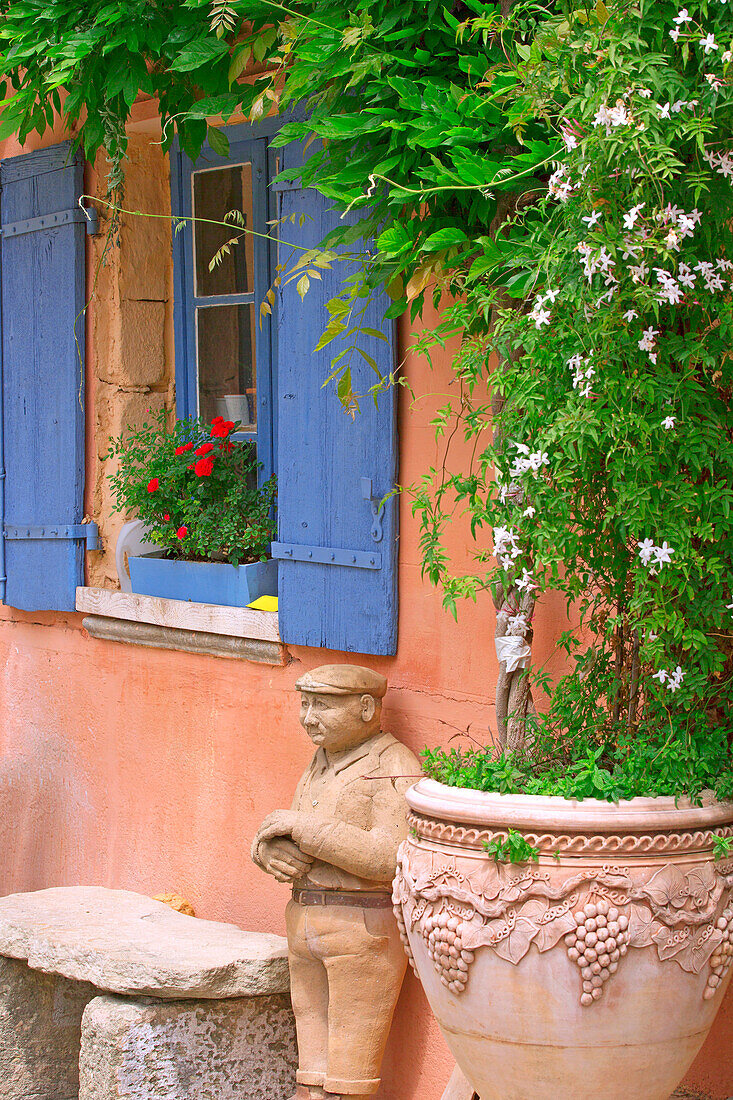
(288, 731), (419, 891)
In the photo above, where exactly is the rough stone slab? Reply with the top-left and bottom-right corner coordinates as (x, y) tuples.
(0, 887), (289, 999)
(79, 993), (297, 1100)
(0, 956), (97, 1100)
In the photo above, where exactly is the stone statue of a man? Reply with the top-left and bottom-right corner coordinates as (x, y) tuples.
(251, 664), (419, 1100)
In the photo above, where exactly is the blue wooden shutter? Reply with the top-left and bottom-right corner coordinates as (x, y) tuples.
(0, 143), (94, 612)
(273, 144), (398, 656)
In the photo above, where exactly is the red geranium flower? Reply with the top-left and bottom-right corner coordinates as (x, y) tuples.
(211, 419), (235, 438)
(194, 456), (215, 478)
(163, 513), (170, 521)
(147, 478), (159, 493)
(195, 441), (215, 456)
(175, 442), (194, 455)
(176, 526), (188, 540)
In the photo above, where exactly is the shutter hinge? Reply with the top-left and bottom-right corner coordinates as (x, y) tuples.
(4, 522), (99, 551)
(1, 204), (100, 239)
(272, 542), (381, 570)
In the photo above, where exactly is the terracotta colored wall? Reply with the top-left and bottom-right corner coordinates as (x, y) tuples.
(0, 120), (730, 1099)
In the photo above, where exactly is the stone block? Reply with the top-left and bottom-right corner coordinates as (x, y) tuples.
(78, 993), (297, 1100)
(118, 138), (172, 304)
(96, 386), (168, 462)
(96, 300), (167, 388)
(0, 956), (97, 1100)
(0, 887), (290, 999)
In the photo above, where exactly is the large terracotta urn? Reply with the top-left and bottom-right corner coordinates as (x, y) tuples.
(393, 779), (733, 1100)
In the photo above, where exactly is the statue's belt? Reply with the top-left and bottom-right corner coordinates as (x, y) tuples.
(292, 888), (393, 909)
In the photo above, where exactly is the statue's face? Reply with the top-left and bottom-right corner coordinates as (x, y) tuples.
(299, 691), (377, 754)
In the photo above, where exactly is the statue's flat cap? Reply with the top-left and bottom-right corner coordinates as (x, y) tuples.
(295, 664), (387, 699)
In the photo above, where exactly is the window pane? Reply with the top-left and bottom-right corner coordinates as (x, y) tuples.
(193, 164), (254, 297)
(196, 304), (257, 428)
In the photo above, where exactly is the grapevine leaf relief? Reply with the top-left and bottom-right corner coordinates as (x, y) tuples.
(393, 846), (733, 1006)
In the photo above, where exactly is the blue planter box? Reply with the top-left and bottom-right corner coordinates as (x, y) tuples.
(128, 552), (278, 608)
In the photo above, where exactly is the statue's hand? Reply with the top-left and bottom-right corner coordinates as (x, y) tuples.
(257, 809), (302, 839)
(260, 837), (313, 883)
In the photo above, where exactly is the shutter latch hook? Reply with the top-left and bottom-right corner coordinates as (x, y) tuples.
(361, 478), (384, 543)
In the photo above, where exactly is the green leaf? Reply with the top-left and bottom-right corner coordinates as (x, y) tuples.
(420, 227), (469, 251)
(174, 38), (229, 72)
(229, 45), (251, 85)
(296, 274), (310, 299)
(207, 124), (229, 157)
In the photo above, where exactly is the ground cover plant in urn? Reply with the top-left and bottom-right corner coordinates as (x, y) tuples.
(374, 1), (733, 1096)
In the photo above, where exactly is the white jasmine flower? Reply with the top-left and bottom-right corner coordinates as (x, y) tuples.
(654, 541), (675, 565)
(723, 50), (732, 62)
(523, 506), (536, 518)
(660, 278), (683, 304)
(673, 7), (692, 22)
(665, 228), (681, 251)
(561, 127), (578, 151)
(670, 27), (681, 41)
(662, 416), (676, 429)
(637, 538), (656, 565)
(583, 210), (602, 228)
(629, 260), (649, 284)
(623, 203), (645, 230)
(701, 33), (719, 53)
(608, 104), (629, 126)
(658, 101), (672, 119)
(652, 668), (668, 683)
(706, 73), (725, 89)
(493, 526), (521, 561)
(638, 87), (653, 97)
(623, 309), (639, 321)
(678, 265), (696, 290)
(515, 569), (537, 593)
(507, 612), (529, 637)
(592, 104), (612, 130)
(638, 326), (658, 352)
(667, 666), (685, 692)
(531, 308), (551, 329)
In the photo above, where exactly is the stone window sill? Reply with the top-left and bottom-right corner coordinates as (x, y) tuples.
(75, 587), (287, 665)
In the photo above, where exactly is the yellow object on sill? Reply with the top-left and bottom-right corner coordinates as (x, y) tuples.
(248, 595), (278, 612)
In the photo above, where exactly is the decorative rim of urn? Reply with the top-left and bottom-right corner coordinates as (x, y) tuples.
(407, 778), (733, 834)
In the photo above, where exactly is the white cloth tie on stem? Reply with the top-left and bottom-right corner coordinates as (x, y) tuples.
(495, 634), (531, 673)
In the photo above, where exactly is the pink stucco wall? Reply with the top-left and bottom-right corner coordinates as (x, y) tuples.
(0, 119), (730, 1098)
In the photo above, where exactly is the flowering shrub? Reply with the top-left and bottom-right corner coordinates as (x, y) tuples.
(421, 0), (733, 801)
(107, 411), (276, 565)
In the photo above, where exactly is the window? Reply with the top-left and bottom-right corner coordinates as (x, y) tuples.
(172, 122), (400, 656)
(171, 127), (278, 482)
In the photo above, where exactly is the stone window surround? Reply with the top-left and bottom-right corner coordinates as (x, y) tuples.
(75, 586), (287, 665)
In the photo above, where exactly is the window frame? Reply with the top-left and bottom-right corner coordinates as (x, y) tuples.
(170, 120), (282, 484)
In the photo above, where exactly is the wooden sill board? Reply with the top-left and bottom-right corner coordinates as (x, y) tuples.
(75, 587), (280, 643)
